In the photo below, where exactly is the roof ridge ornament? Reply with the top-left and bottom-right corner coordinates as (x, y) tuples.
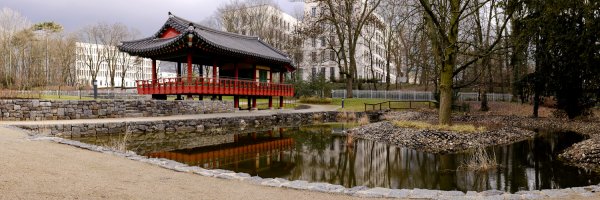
(188, 23), (194, 31)
(168, 11), (173, 18)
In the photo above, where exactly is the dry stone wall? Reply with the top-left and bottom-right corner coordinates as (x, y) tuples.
(17, 111), (369, 138)
(0, 100), (233, 121)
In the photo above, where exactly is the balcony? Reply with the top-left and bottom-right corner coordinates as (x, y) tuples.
(135, 77), (294, 97)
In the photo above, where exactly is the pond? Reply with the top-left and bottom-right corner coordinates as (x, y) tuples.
(74, 123), (600, 193)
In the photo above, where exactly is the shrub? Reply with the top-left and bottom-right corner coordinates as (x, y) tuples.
(337, 111), (358, 121)
(459, 146), (499, 172)
(105, 132), (131, 153)
(357, 114), (370, 125)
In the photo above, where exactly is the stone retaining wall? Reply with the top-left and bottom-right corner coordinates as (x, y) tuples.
(0, 100), (233, 121)
(17, 111), (368, 138)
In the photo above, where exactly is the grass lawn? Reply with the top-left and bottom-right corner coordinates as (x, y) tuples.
(40, 95), (94, 100)
(330, 98), (433, 112)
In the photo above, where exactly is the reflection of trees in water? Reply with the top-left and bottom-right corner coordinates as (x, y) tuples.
(285, 126), (464, 189)
(87, 125), (599, 192)
(284, 128), (598, 192)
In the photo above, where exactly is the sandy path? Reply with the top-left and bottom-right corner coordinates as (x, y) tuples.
(0, 126), (363, 200)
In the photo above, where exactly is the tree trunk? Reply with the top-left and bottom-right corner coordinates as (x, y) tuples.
(346, 75), (353, 98)
(438, 0), (460, 125)
(439, 64), (453, 125)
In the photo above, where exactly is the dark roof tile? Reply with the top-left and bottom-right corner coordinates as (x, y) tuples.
(119, 13), (293, 68)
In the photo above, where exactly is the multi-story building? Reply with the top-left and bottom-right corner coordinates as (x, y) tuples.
(221, 4), (301, 55)
(220, 2), (399, 83)
(75, 42), (154, 88)
(299, 1), (398, 83)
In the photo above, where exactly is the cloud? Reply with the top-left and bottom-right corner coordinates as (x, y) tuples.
(4, 0), (302, 36)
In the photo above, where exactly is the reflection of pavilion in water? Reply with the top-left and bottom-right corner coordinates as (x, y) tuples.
(146, 129), (295, 176)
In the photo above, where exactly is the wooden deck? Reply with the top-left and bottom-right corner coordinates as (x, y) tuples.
(136, 77), (294, 97)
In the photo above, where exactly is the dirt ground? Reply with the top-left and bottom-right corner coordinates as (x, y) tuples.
(0, 126), (365, 200)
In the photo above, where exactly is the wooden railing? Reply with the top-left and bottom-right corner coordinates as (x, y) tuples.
(135, 77), (294, 97)
(364, 100), (437, 112)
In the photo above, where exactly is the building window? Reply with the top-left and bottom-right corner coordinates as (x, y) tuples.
(320, 68), (326, 78)
(312, 38), (316, 47)
(320, 37), (326, 47)
(330, 36), (335, 46)
(311, 67), (317, 77)
(321, 51), (325, 62)
(330, 67), (335, 81)
(311, 7), (317, 17)
(330, 51), (335, 61)
(311, 52), (317, 62)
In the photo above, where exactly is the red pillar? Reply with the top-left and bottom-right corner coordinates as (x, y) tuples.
(212, 62), (218, 100)
(212, 62), (217, 80)
(234, 63), (239, 109)
(151, 59), (157, 98)
(252, 65), (257, 110)
(186, 53), (193, 100)
(234, 96), (239, 109)
(268, 70), (273, 108)
(279, 72), (284, 109)
(151, 59), (157, 82)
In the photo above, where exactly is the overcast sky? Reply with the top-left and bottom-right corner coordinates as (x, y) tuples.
(3, 0), (304, 36)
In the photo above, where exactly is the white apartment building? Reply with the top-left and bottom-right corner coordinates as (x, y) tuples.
(221, 2), (399, 83)
(299, 1), (398, 83)
(75, 42), (154, 88)
(222, 4), (300, 52)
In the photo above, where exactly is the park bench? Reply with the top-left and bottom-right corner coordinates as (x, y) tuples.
(364, 100), (437, 112)
(363, 100), (471, 112)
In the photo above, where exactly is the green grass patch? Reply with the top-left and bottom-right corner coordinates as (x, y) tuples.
(393, 120), (486, 133)
(331, 98), (389, 111)
(299, 96), (332, 104)
(40, 95), (94, 100)
(330, 98), (432, 112)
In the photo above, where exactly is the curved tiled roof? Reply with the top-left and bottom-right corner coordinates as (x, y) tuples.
(119, 13), (294, 69)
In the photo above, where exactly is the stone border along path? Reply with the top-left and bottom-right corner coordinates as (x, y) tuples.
(3, 106), (600, 200)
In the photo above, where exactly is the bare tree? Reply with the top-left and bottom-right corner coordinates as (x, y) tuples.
(217, 0), (285, 48)
(79, 25), (106, 87)
(52, 33), (77, 87)
(379, 0), (412, 90)
(117, 29), (140, 89)
(304, 0), (382, 98)
(418, 0), (513, 125)
(98, 23), (129, 89)
(0, 7), (31, 88)
(360, 21), (383, 90)
(33, 21), (62, 86)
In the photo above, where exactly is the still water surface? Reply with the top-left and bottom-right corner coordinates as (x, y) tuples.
(76, 123), (600, 192)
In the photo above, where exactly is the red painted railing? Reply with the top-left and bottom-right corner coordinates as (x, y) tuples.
(135, 77), (294, 97)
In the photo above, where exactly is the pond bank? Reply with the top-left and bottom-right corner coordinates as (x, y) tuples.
(350, 121), (534, 154)
(355, 111), (600, 169)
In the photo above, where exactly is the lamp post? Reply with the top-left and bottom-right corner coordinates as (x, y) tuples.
(93, 79), (98, 99)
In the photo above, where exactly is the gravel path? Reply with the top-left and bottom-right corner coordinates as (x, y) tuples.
(0, 126), (364, 200)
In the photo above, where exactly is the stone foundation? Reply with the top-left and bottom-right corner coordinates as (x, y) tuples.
(0, 100), (233, 121)
(16, 111), (369, 138)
